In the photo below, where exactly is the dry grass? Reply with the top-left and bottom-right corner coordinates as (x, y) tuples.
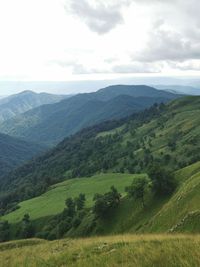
(1, 234), (200, 267)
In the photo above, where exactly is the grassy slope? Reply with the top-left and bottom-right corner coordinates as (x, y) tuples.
(71, 161), (200, 237)
(120, 96), (200, 171)
(3, 161), (200, 235)
(146, 161), (200, 233)
(2, 173), (142, 223)
(103, 161), (200, 235)
(1, 235), (200, 267)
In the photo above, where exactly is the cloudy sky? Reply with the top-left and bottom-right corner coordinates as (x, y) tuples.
(0, 0), (200, 82)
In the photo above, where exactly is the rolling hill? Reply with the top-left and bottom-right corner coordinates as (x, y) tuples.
(0, 85), (180, 145)
(0, 90), (68, 123)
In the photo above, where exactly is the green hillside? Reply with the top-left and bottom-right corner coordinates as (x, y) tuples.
(1, 235), (200, 267)
(146, 161), (200, 233)
(95, 161), (200, 235)
(2, 161), (200, 240)
(1, 96), (199, 210)
(1, 96), (200, 241)
(3, 173), (139, 223)
(69, 161), (200, 237)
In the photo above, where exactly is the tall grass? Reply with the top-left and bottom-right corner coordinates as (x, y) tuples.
(1, 234), (200, 267)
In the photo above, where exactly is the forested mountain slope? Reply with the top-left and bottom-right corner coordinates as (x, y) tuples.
(0, 133), (45, 178)
(1, 96), (199, 215)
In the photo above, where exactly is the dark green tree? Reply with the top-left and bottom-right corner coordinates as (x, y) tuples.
(0, 221), (10, 242)
(20, 214), (35, 238)
(75, 193), (86, 211)
(148, 165), (176, 196)
(125, 176), (151, 207)
(65, 197), (76, 217)
(93, 186), (121, 218)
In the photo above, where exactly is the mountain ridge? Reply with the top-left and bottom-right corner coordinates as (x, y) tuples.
(0, 85), (180, 145)
(0, 90), (69, 123)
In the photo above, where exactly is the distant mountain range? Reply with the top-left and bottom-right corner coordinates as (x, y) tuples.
(0, 132), (45, 178)
(0, 85), (181, 146)
(154, 85), (200, 95)
(0, 90), (69, 122)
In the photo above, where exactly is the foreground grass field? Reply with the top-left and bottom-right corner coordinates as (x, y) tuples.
(3, 173), (141, 223)
(1, 235), (200, 267)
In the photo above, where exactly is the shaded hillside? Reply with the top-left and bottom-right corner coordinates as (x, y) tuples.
(0, 133), (45, 178)
(0, 85), (179, 145)
(0, 90), (68, 122)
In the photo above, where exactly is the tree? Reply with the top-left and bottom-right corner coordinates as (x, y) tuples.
(57, 220), (71, 237)
(125, 176), (151, 207)
(93, 186), (121, 218)
(65, 198), (76, 217)
(20, 214), (35, 238)
(75, 193), (86, 211)
(0, 221), (10, 242)
(109, 186), (121, 207)
(22, 213), (30, 223)
(148, 165), (176, 196)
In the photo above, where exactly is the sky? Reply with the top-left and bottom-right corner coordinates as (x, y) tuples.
(0, 0), (200, 94)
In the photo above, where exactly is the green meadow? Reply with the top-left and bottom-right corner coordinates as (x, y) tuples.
(3, 173), (142, 223)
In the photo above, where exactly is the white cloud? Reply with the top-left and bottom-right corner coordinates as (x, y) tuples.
(0, 0), (200, 83)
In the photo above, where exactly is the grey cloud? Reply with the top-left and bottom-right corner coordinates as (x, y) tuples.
(67, 0), (131, 34)
(52, 59), (162, 74)
(52, 59), (109, 74)
(132, 0), (200, 65)
(134, 26), (200, 63)
(51, 60), (89, 74)
(112, 62), (162, 74)
(104, 57), (118, 64)
(169, 61), (200, 71)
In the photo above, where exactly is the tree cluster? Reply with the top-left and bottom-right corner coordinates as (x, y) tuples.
(126, 165), (176, 208)
(93, 186), (121, 218)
